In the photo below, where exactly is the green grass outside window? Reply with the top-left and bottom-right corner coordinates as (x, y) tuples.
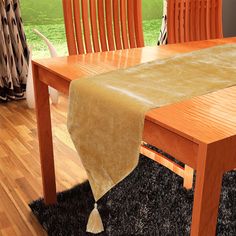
(25, 19), (162, 59)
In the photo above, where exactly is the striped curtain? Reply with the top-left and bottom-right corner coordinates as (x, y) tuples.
(158, 0), (168, 45)
(0, 0), (29, 102)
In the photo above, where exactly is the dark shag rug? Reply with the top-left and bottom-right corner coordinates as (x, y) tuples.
(29, 155), (236, 236)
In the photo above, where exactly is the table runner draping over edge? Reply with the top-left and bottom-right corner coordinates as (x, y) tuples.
(67, 44), (236, 233)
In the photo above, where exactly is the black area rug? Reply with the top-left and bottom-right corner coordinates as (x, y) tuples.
(30, 156), (236, 236)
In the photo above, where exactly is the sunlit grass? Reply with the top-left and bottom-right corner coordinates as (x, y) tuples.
(25, 19), (162, 59)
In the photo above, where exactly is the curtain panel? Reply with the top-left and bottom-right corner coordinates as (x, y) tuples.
(158, 0), (168, 45)
(0, 0), (29, 102)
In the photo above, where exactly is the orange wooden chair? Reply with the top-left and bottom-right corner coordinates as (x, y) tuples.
(62, 0), (144, 55)
(167, 0), (223, 44)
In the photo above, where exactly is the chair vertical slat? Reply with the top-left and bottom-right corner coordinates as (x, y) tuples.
(133, 0), (144, 47)
(63, 0), (144, 54)
(204, 0), (208, 39)
(98, 0), (108, 51)
(62, 0), (77, 55)
(199, 0), (206, 40)
(199, 0), (202, 39)
(206, 0), (211, 39)
(216, 0), (223, 38)
(120, 0), (129, 49)
(113, 0), (122, 50)
(195, 0), (200, 41)
(127, 0), (136, 48)
(73, 0), (85, 54)
(179, 0), (184, 43)
(204, 0), (208, 38)
(105, 0), (115, 51)
(174, 0), (180, 43)
(168, 0), (222, 44)
(185, 0), (190, 42)
(190, 0), (196, 41)
(90, 0), (100, 52)
(81, 0), (92, 53)
(211, 0), (216, 38)
(167, 0), (175, 43)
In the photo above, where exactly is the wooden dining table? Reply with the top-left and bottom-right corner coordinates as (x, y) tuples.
(32, 37), (236, 236)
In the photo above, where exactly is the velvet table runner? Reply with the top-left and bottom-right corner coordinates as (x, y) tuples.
(68, 44), (236, 233)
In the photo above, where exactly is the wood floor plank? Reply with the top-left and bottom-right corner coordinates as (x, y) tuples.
(0, 96), (86, 235)
(0, 183), (33, 235)
(1, 226), (18, 236)
(0, 212), (11, 230)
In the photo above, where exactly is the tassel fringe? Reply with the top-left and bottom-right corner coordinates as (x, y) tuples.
(86, 203), (104, 234)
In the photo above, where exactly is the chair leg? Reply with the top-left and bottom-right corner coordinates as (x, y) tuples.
(183, 165), (194, 189)
(141, 144), (194, 190)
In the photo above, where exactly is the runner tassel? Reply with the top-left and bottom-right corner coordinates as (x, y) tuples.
(86, 203), (104, 234)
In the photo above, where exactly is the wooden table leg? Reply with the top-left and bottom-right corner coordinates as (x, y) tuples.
(183, 165), (194, 189)
(33, 63), (57, 204)
(191, 144), (223, 236)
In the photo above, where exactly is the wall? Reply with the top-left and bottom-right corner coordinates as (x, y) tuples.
(223, 0), (236, 37)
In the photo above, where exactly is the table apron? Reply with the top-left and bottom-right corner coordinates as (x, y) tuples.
(37, 66), (70, 95)
(143, 120), (198, 169)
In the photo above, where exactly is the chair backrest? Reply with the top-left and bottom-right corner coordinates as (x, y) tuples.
(167, 0), (223, 44)
(62, 0), (144, 55)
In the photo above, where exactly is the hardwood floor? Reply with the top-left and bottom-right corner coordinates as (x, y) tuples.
(0, 96), (87, 235)
(0, 93), (197, 235)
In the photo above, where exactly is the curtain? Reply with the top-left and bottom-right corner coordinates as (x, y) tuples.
(158, 0), (168, 45)
(0, 0), (29, 102)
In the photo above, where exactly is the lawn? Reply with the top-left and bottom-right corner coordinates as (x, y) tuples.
(21, 0), (163, 24)
(24, 19), (162, 59)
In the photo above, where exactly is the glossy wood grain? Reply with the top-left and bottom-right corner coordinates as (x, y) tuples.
(140, 145), (187, 179)
(32, 64), (57, 204)
(106, 0), (115, 51)
(146, 86), (236, 147)
(33, 37), (236, 87)
(62, 0), (77, 55)
(73, 0), (85, 54)
(32, 37), (236, 236)
(191, 142), (226, 236)
(0, 96), (87, 235)
(168, 0), (223, 44)
(90, 0), (100, 53)
(81, 0), (93, 53)
(144, 87), (236, 235)
(98, 0), (108, 52)
(134, 0), (145, 47)
(120, 0), (129, 49)
(62, 0), (144, 55)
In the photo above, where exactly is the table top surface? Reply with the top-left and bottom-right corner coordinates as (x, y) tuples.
(33, 37), (236, 82)
(33, 37), (236, 145)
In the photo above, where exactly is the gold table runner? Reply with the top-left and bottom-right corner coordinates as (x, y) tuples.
(67, 44), (236, 233)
